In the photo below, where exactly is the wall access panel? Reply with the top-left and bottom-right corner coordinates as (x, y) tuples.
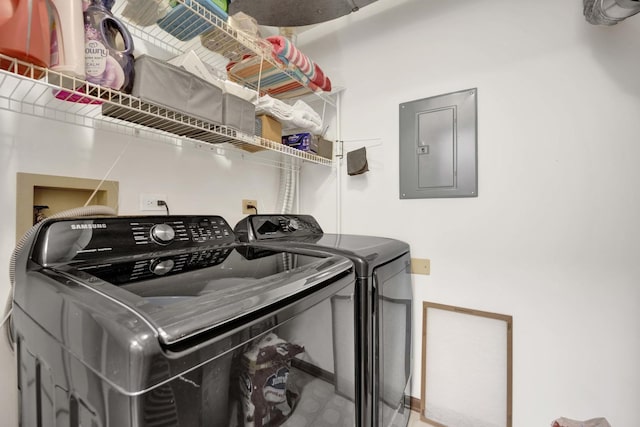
(16, 173), (119, 241)
(399, 88), (477, 199)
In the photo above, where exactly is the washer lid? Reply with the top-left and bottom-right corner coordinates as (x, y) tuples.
(54, 245), (353, 345)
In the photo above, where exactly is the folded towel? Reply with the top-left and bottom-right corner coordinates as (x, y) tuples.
(226, 56), (313, 99)
(256, 95), (323, 134)
(266, 36), (332, 92)
(347, 147), (369, 176)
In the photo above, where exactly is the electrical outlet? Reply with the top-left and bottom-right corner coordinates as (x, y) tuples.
(242, 199), (258, 214)
(140, 193), (167, 211)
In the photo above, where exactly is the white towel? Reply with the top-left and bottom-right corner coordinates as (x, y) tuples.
(255, 95), (323, 134)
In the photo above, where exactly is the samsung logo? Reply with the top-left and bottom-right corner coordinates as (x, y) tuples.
(71, 224), (107, 230)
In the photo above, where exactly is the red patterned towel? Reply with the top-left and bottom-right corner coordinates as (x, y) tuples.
(266, 35), (332, 92)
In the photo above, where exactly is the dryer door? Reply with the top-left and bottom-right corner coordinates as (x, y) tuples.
(374, 253), (413, 427)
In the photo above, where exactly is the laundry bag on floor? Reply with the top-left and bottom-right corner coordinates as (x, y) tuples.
(238, 333), (304, 427)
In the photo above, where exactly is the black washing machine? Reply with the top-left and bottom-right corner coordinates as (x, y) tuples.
(234, 215), (413, 427)
(12, 215), (360, 427)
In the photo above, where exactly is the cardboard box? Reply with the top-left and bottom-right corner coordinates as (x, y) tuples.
(257, 115), (282, 142)
(310, 136), (333, 160)
(237, 115), (282, 153)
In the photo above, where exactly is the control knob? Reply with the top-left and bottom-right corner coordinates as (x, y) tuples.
(150, 259), (175, 275)
(150, 223), (175, 244)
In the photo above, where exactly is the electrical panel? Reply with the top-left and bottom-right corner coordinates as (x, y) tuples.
(399, 88), (477, 199)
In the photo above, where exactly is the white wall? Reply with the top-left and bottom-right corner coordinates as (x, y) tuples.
(298, 0), (640, 425)
(0, 109), (281, 426)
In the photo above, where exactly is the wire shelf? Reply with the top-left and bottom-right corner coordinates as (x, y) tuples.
(0, 55), (333, 167)
(112, 0), (336, 106)
(0, 0), (336, 166)
(113, 0), (258, 64)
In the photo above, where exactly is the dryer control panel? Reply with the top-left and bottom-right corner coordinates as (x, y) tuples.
(32, 215), (236, 265)
(234, 214), (323, 242)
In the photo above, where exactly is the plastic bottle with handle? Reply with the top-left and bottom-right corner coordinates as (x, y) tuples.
(0, 0), (52, 78)
(49, 0), (86, 86)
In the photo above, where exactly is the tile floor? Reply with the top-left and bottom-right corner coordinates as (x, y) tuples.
(408, 410), (438, 427)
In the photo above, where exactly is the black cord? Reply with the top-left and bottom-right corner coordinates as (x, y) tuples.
(247, 204), (258, 214)
(157, 200), (170, 215)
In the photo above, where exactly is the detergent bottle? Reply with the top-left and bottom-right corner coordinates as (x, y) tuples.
(49, 0), (86, 83)
(0, 0), (51, 78)
(83, 0), (135, 93)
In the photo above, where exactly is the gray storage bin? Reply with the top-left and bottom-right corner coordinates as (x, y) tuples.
(222, 93), (255, 135)
(132, 55), (223, 125)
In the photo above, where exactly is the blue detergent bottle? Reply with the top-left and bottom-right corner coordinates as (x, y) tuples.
(83, 0), (135, 93)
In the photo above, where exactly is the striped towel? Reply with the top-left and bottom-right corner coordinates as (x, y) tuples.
(227, 56), (315, 99)
(265, 36), (332, 92)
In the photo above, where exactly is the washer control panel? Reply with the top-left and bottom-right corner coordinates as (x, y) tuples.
(131, 217), (232, 247)
(76, 247), (234, 283)
(34, 216), (236, 265)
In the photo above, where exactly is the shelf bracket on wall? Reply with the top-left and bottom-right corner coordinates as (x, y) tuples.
(335, 140), (344, 159)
